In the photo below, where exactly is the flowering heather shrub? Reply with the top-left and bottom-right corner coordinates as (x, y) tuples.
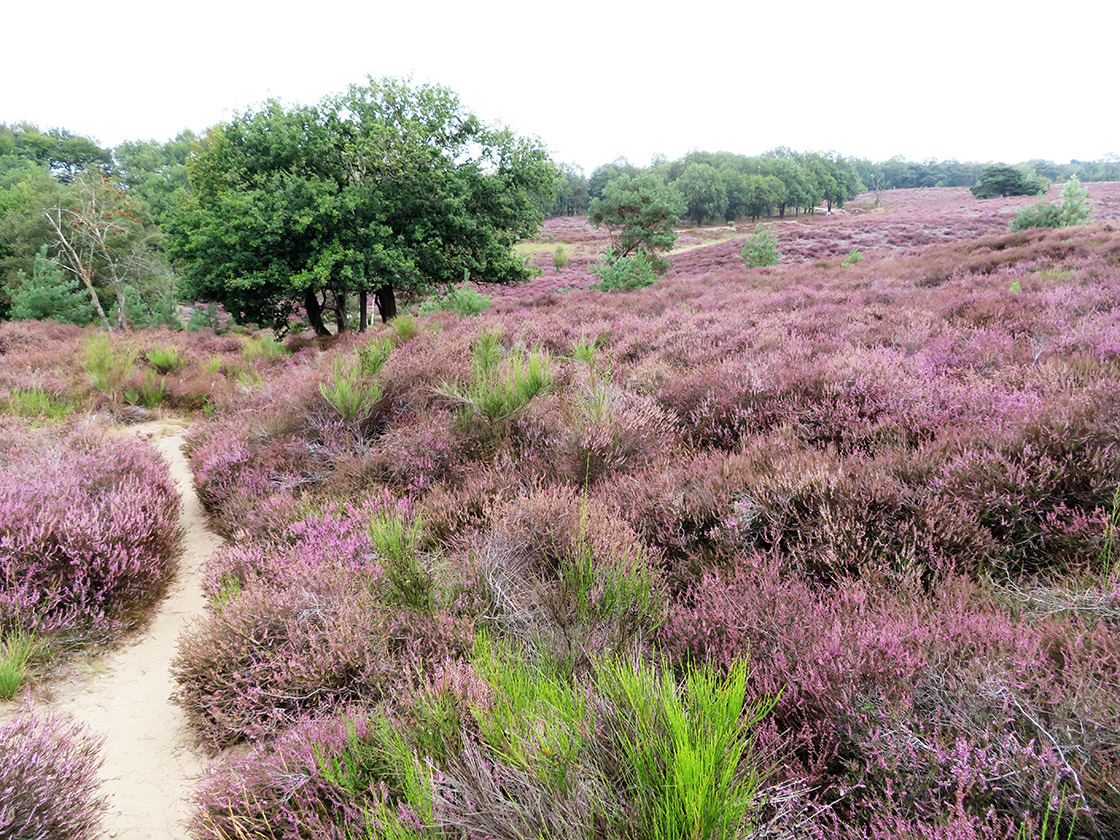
(548, 376), (678, 486)
(192, 713), (376, 840)
(471, 485), (665, 668)
(662, 563), (1120, 833)
(0, 424), (180, 637)
(176, 496), (474, 748)
(0, 709), (106, 840)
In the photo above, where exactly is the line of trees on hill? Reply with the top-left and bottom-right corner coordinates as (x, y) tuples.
(548, 148), (863, 222)
(548, 152), (1120, 218)
(3, 104), (1120, 331)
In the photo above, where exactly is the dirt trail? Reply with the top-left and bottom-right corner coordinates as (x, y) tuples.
(43, 419), (218, 839)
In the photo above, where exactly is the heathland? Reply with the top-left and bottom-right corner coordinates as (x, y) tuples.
(3, 180), (1120, 839)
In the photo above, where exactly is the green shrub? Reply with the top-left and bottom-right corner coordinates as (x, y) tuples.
(186, 303), (233, 334)
(741, 225), (780, 268)
(9, 245), (95, 326)
(318, 356), (383, 424)
(145, 346), (182, 374)
(438, 333), (551, 426)
(552, 245), (569, 272)
(590, 251), (658, 292)
(368, 512), (431, 613)
(242, 334), (288, 363)
(1011, 177), (1093, 232)
(843, 247), (863, 265)
(417, 284), (491, 317)
(971, 164), (1047, 199)
(357, 335), (393, 376)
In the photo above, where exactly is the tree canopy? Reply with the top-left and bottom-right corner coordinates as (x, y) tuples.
(166, 77), (557, 334)
(970, 164), (1047, 199)
(588, 171), (684, 274)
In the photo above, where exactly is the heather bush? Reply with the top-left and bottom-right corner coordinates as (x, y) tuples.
(472, 485), (665, 670)
(549, 375), (677, 486)
(0, 425), (180, 638)
(0, 710), (106, 840)
(176, 497), (474, 748)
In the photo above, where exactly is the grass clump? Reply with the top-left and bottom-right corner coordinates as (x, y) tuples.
(368, 511), (431, 613)
(391, 315), (418, 342)
(83, 333), (137, 392)
(0, 627), (44, 700)
(242, 333), (288, 363)
(438, 327), (551, 425)
(319, 356), (383, 424)
(598, 656), (777, 840)
(4, 387), (73, 421)
(145, 345), (182, 374)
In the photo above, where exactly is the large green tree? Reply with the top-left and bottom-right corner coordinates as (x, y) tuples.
(167, 77), (556, 334)
(677, 162), (727, 226)
(970, 165), (1046, 199)
(587, 172), (684, 274)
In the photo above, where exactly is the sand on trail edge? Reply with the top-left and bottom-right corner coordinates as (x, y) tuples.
(36, 418), (218, 839)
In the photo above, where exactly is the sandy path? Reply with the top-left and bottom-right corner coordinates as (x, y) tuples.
(43, 419), (218, 839)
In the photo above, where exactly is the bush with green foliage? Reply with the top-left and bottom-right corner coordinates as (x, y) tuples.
(590, 250), (659, 292)
(8, 245), (95, 325)
(1011, 176), (1093, 231)
(971, 164), (1046, 199)
(551, 245), (569, 272)
(588, 171), (683, 270)
(741, 224), (781, 268)
(319, 356), (383, 424)
(416, 284), (491, 317)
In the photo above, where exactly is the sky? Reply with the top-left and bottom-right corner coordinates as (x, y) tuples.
(3, 0), (1116, 173)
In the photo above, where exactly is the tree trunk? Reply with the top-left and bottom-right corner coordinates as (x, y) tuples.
(359, 288), (368, 332)
(375, 284), (396, 322)
(334, 289), (348, 333)
(304, 288), (330, 336)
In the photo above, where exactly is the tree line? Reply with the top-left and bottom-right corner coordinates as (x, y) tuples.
(3, 88), (1119, 334)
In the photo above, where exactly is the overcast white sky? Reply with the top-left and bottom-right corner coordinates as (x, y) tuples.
(3, 0), (1116, 172)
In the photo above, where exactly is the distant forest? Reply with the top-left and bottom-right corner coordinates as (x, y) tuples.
(2, 118), (1118, 325)
(547, 150), (1120, 217)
